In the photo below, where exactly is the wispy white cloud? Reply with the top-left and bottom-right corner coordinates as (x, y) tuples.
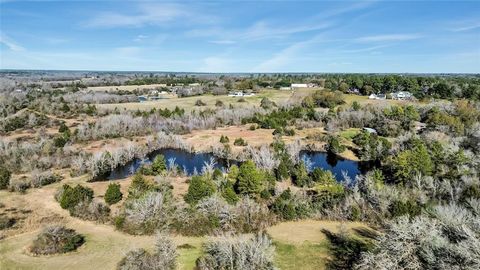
(85, 3), (215, 28)
(188, 1), (375, 45)
(187, 20), (332, 44)
(341, 44), (389, 53)
(253, 35), (326, 72)
(242, 21), (332, 41)
(114, 46), (142, 57)
(449, 22), (480, 32)
(0, 33), (25, 51)
(210, 40), (236, 45)
(86, 4), (184, 28)
(133, 35), (148, 42)
(355, 34), (421, 43)
(312, 0), (378, 20)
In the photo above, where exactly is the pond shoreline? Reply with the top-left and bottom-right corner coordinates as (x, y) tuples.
(102, 147), (365, 182)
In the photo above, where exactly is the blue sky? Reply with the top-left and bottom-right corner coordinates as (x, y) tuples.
(0, 0), (479, 73)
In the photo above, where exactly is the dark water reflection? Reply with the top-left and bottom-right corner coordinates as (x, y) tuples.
(299, 151), (367, 182)
(107, 148), (365, 182)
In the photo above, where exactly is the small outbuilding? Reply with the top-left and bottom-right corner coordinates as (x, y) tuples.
(363, 127), (377, 134)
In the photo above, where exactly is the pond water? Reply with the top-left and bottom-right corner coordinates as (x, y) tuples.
(299, 151), (362, 181)
(107, 148), (363, 182)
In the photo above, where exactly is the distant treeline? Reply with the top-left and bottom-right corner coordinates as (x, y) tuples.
(3, 72), (480, 100)
(125, 75), (200, 86)
(243, 74), (480, 100)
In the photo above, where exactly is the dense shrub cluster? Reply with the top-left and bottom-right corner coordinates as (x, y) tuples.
(244, 106), (314, 131)
(327, 135), (346, 155)
(184, 175), (216, 205)
(196, 233), (276, 270)
(115, 174), (176, 235)
(30, 170), (63, 188)
(57, 184), (94, 210)
(0, 111), (48, 133)
(353, 131), (392, 161)
(357, 203), (480, 269)
(303, 90), (345, 108)
(30, 225), (84, 255)
(233, 137), (247, 146)
(271, 189), (311, 220)
(117, 234), (177, 270)
(104, 183), (123, 205)
(56, 184), (110, 222)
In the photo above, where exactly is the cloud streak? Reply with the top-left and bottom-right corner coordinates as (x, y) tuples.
(450, 22), (480, 32)
(355, 34), (421, 43)
(84, 3), (215, 28)
(0, 34), (25, 51)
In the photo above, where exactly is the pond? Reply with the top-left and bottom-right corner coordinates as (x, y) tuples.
(299, 151), (363, 181)
(107, 148), (363, 182)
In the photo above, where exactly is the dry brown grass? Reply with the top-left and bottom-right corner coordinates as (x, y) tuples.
(1, 173), (371, 270)
(0, 175), (202, 270)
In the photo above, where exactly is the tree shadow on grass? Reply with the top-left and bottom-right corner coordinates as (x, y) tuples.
(322, 229), (374, 270)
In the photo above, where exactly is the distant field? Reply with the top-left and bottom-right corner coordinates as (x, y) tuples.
(95, 86), (421, 112)
(87, 84), (167, 92)
(97, 88), (316, 112)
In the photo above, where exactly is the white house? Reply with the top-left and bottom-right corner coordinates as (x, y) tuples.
(291, 83), (308, 88)
(392, 91), (413, 100)
(228, 91), (242, 97)
(369, 93), (386, 100)
(228, 91), (254, 97)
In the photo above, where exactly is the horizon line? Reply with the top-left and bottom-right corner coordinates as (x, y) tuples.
(1, 68), (479, 75)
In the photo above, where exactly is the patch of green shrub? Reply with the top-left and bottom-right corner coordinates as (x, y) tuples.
(58, 184), (94, 210)
(389, 199), (422, 218)
(271, 189), (311, 221)
(184, 176), (216, 205)
(327, 135), (346, 155)
(233, 138), (248, 146)
(304, 90), (345, 108)
(236, 160), (263, 196)
(291, 161), (311, 187)
(105, 183), (123, 205)
(128, 174), (154, 199)
(220, 135), (230, 143)
(151, 154), (167, 174)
